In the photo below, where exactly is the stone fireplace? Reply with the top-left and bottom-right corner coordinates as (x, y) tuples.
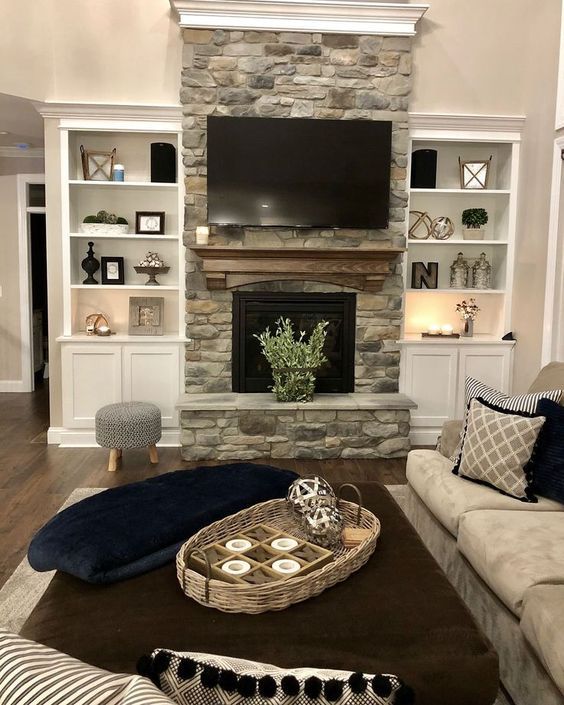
(176, 12), (421, 460)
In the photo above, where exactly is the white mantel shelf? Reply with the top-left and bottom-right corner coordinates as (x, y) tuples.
(170, 0), (428, 36)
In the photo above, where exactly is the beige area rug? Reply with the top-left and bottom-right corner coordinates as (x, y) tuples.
(0, 485), (509, 705)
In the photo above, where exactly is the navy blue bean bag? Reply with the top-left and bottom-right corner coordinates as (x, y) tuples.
(28, 463), (297, 584)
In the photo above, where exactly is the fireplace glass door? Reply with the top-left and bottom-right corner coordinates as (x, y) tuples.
(232, 292), (356, 394)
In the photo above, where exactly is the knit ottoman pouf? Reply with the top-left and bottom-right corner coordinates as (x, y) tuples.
(95, 401), (161, 472)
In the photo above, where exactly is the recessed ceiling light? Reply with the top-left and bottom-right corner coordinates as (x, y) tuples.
(261, 204), (269, 208)
(0, 131), (8, 135)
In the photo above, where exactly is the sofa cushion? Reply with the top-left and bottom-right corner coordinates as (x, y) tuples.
(527, 361), (564, 397)
(406, 449), (564, 537)
(457, 510), (564, 616)
(28, 463), (298, 584)
(140, 649), (413, 705)
(0, 629), (173, 705)
(521, 584), (564, 695)
(454, 398), (545, 502)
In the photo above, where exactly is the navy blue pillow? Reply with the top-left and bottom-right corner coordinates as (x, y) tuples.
(28, 463), (297, 584)
(530, 398), (564, 504)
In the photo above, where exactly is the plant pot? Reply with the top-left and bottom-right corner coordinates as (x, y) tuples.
(271, 366), (318, 403)
(462, 227), (486, 240)
(461, 319), (474, 337)
(80, 223), (129, 235)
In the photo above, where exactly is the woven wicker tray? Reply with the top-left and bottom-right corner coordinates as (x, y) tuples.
(176, 486), (380, 614)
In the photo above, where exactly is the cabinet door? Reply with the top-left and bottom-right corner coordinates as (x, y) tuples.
(122, 346), (181, 427)
(400, 345), (459, 445)
(61, 345), (122, 428)
(457, 345), (514, 416)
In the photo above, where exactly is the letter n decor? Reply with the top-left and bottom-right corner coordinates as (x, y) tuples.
(411, 261), (438, 289)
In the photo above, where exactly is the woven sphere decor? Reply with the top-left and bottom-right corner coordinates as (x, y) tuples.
(303, 505), (344, 549)
(286, 477), (336, 517)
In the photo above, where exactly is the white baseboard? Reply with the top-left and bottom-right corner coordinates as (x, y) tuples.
(47, 427), (181, 448)
(0, 380), (31, 392)
(409, 429), (440, 447)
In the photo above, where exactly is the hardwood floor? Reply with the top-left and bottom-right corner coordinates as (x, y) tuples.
(0, 383), (407, 589)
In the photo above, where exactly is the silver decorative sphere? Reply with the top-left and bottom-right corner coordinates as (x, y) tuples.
(303, 505), (344, 548)
(286, 476), (336, 517)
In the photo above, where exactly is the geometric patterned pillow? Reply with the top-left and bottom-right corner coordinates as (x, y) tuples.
(137, 650), (414, 705)
(449, 377), (562, 464)
(453, 398), (546, 502)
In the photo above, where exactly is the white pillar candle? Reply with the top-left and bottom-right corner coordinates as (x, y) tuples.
(427, 324), (441, 335)
(195, 226), (209, 245)
(441, 324), (454, 335)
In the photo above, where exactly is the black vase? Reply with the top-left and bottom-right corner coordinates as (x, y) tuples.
(81, 241), (100, 285)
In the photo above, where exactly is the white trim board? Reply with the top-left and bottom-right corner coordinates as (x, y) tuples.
(170, 0), (428, 35)
(0, 380), (29, 393)
(409, 113), (525, 142)
(47, 427), (181, 447)
(34, 102), (182, 122)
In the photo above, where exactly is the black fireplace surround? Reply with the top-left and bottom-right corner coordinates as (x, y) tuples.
(232, 292), (356, 394)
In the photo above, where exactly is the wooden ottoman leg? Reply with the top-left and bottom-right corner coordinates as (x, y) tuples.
(108, 448), (120, 472)
(148, 445), (159, 464)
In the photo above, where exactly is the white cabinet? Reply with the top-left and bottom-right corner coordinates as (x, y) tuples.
(61, 340), (183, 435)
(399, 338), (515, 445)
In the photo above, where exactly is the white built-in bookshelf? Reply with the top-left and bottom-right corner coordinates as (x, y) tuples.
(53, 110), (186, 444)
(399, 114), (525, 445)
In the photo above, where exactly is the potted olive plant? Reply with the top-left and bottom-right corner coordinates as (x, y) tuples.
(255, 317), (328, 403)
(461, 208), (488, 240)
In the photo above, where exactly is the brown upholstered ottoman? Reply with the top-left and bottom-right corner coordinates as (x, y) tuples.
(20, 482), (498, 705)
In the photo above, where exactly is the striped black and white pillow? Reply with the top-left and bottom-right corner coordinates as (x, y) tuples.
(0, 630), (173, 705)
(464, 377), (563, 414)
(450, 378), (563, 466)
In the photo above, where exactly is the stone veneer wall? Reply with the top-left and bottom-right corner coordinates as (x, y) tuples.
(181, 29), (411, 395)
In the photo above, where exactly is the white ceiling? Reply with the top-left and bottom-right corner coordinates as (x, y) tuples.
(0, 92), (44, 149)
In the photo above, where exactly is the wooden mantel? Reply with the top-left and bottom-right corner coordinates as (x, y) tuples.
(190, 246), (405, 292)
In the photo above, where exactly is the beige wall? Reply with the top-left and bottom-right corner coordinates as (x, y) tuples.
(411, 0), (562, 391)
(0, 176), (22, 382)
(0, 157), (44, 177)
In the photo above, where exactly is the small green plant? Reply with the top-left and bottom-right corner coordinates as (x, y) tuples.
(461, 208), (488, 229)
(255, 317), (329, 403)
(83, 210), (128, 224)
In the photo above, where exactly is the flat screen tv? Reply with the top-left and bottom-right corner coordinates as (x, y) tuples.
(206, 116), (392, 229)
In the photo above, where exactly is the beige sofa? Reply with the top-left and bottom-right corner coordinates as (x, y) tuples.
(403, 363), (564, 705)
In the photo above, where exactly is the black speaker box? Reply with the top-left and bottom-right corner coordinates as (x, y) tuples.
(151, 142), (177, 183)
(411, 149), (437, 189)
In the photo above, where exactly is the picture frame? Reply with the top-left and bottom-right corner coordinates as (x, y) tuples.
(136, 211), (165, 235)
(128, 296), (164, 336)
(101, 257), (125, 285)
(459, 156), (492, 190)
(80, 145), (116, 181)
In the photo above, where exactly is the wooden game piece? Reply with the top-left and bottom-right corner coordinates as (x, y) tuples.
(342, 527), (373, 548)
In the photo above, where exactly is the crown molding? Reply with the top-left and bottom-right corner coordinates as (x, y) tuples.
(409, 112), (526, 140)
(34, 102), (182, 122)
(170, 0), (428, 36)
(0, 146), (44, 158)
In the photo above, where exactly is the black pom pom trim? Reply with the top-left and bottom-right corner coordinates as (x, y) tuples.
(201, 665), (220, 688)
(394, 684), (415, 705)
(136, 655), (152, 677)
(324, 679), (344, 702)
(177, 658), (198, 681)
(304, 676), (323, 699)
(152, 651), (171, 675)
(219, 669), (238, 692)
(258, 675), (277, 698)
(281, 675), (300, 696)
(348, 673), (367, 694)
(372, 675), (393, 698)
(237, 675), (257, 697)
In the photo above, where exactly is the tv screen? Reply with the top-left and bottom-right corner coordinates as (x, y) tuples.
(207, 116), (392, 229)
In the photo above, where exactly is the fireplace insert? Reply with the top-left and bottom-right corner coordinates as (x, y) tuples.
(233, 292), (356, 394)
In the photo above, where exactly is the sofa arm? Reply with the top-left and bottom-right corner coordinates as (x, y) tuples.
(437, 419), (463, 459)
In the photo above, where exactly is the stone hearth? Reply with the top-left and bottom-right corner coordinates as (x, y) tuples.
(179, 393), (416, 460)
